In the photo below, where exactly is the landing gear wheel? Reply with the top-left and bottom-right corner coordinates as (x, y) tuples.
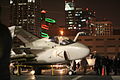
(34, 67), (42, 75)
(68, 60), (76, 75)
(68, 70), (76, 75)
(68, 71), (73, 75)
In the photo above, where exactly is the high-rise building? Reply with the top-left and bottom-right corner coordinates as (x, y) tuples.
(65, 0), (96, 36)
(10, 0), (41, 37)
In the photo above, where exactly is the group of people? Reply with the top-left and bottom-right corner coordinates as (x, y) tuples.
(76, 54), (120, 76)
(94, 55), (120, 75)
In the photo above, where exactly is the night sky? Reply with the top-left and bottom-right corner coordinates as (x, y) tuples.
(0, 0), (120, 26)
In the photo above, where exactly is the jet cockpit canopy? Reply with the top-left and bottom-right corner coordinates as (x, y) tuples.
(49, 36), (74, 45)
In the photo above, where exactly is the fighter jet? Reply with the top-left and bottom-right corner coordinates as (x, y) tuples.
(9, 26), (90, 75)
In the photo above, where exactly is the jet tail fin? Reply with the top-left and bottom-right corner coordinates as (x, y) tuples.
(8, 26), (16, 38)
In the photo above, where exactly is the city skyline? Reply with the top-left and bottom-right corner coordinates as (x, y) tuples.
(0, 0), (120, 26)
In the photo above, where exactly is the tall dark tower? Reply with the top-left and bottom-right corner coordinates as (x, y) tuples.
(65, 0), (96, 36)
(65, 0), (75, 29)
(10, 0), (41, 37)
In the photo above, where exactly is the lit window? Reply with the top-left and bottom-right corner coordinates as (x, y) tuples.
(69, 17), (73, 19)
(28, 0), (35, 2)
(105, 24), (108, 26)
(81, 19), (86, 22)
(68, 22), (73, 24)
(18, 3), (27, 5)
(75, 14), (80, 16)
(32, 15), (35, 17)
(68, 11), (72, 13)
(74, 27), (76, 29)
(76, 12), (78, 13)
(68, 14), (72, 16)
(69, 19), (73, 21)
(23, 19), (27, 21)
(19, 22), (21, 24)
(88, 17), (91, 19)
(69, 25), (73, 26)
(68, 27), (73, 29)
(10, 0), (13, 4)
(33, 0), (35, 3)
(78, 24), (81, 27)
(80, 11), (82, 13)
(91, 23), (94, 25)
(80, 17), (83, 19)
(28, 0), (31, 2)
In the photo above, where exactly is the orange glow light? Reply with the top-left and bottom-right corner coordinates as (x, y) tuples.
(60, 30), (64, 36)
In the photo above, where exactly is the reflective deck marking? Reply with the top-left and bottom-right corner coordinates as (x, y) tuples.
(72, 76), (82, 80)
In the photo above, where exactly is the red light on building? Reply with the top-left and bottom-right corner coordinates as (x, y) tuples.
(41, 10), (47, 13)
(86, 8), (89, 11)
(41, 24), (49, 30)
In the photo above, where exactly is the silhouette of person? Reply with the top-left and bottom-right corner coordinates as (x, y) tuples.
(94, 55), (102, 75)
(0, 6), (12, 80)
(81, 58), (88, 74)
(113, 56), (119, 75)
(105, 56), (111, 75)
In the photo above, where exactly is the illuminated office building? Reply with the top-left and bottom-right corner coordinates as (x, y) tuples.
(10, 0), (41, 37)
(94, 20), (113, 36)
(65, 0), (96, 36)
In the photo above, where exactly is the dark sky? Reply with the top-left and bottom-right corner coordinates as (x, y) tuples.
(75, 0), (120, 26)
(0, 0), (120, 26)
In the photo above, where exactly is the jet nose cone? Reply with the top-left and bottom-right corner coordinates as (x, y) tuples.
(67, 42), (90, 60)
(75, 42), (90, 56)
(81, 46), (90, 56)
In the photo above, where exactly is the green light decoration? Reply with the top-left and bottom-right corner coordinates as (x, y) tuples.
(38, 18), (56, 23)
(41, 32), (49, 37)
(45, 18), (56, 23)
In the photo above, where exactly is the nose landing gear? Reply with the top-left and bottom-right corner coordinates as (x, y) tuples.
(68, 60), (76, 75)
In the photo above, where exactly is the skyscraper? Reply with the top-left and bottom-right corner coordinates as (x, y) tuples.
(10, 0), (41, 37)
(65, 0), (96, 36)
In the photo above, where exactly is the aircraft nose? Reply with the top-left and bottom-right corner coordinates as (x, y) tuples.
(67, 42), (90, 60)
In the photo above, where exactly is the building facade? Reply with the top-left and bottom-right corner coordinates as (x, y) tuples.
(10, 0), (41, 37)
(93, 20), (113, 36)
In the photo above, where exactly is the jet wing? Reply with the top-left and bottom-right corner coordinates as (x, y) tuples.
(13, 46), (50, 55)
(15, 29), (39, 43)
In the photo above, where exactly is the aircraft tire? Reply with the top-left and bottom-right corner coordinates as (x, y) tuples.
(68, 70), (76, 75)
(34, 67), (42, 75)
